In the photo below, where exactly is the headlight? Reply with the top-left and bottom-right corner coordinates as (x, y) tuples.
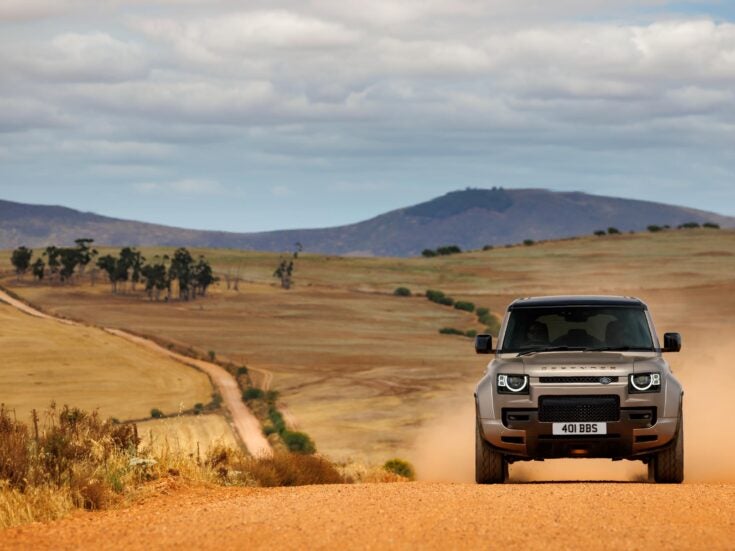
(629, 373), (662, 393)
(497, 374), (529, 394)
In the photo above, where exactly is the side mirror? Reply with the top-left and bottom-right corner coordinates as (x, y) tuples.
(475, 334), (494, 355)
(663, 333), (682, 353)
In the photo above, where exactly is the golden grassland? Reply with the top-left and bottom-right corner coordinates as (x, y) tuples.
(0, 302), (213, 421)
(137, 414), (239, 455)
(2, 229), (735, 463)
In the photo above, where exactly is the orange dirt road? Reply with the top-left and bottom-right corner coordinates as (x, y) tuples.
(2, 482), (734, 550)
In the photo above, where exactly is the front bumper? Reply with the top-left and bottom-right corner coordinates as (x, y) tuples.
(479, 412), (678, 459)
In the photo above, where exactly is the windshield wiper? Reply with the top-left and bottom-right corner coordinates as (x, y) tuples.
(516, 346), (586, 357)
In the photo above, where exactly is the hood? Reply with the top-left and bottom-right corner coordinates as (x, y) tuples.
(493, 351), (666, 377)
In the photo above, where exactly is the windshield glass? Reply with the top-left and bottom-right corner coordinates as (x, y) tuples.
(500, 306), (655, 353)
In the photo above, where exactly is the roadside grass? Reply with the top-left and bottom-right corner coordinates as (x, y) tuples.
(0, 405), (413, 529)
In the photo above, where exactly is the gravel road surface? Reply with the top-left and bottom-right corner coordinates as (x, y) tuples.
(3, 482), (733, 550)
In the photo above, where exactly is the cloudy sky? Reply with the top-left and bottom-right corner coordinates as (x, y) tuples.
(1, 0), (734, 231)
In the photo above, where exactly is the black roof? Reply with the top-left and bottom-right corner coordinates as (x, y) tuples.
(509, 295), (647, 310)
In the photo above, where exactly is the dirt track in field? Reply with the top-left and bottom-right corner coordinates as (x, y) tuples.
(3, 482), (734, 550)
(0, 288), (271, 458)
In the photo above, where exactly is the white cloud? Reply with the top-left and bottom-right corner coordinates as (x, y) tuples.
(133, 178), (224, 195)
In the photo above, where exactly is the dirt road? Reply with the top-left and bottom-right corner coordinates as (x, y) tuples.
(2, 482), (733, 550)
(0, 288), (271, 458)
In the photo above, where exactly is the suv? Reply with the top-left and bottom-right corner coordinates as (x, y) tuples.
(474, 296), (684, 484)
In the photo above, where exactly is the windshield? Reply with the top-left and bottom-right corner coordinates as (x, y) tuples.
(500, 306), (655, 353)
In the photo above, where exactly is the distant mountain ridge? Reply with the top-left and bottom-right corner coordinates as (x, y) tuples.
(1, 188), (733, 257)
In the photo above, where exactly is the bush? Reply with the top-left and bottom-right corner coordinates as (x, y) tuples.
(393, 287), (412, 297)
(678, 222), (700, 229)
(246, 453), (342, 486)
(421, 249), (438, 258)
(704, 222), (720, 229)
(647, 225), (663, 232)
(237, 366), (248, 376)
(465, 329), (478, 338)
(482, 245), (494, 251)
(454, 301), (475, 313)
(207, 350), (216, 361)
(594, 230), (606, 236)
(476, 307), (490, 318)
(150, 408), (164, 419)
(268, 408), (286, 434)
(436, 245), (462, 256)
(242, 388), (264, 402)
(282, 431), (316, 455)
(193, 403), (204, 415)
(439, 327), (465, 336)
(523, 239), (535, 246)
(607, 227), (621, 235)
(483, 315), (502, 337)
(437, 296), (455, 307)
(383, 459), (415, 480)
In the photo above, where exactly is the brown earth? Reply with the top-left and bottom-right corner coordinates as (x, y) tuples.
(3, 482), (734, 550)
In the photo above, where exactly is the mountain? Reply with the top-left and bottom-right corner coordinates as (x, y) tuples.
(1, 188), (733, 257)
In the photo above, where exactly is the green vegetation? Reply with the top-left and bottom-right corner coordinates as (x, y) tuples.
(274, 244), (301, 289)
(422, 245), (462, 258)
(393, 287), (412, 297)
(383, 458), (416, 480)
(282, 431), (316, 454)
(703, 222), (721, 229)
(523, 239), (535, 246)
(476, 307), (490, 318)
(647, 225), (663, 232)
(150, 408), (164, 419)
(454, 301), (475, 313)
(242, 388), (264, 402)
(607, 227), (621, 235)
(10, 246), (33, 278)
(426, 289), (455, 307)
(439, 327), (465, 336)
(594, 230), (606, 236)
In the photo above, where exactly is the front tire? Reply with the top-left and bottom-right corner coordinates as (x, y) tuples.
(476, 418), (508, 484)
(651, 414), (684, 484)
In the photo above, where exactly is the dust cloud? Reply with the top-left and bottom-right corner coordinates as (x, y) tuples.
(410, 338), (735, 483)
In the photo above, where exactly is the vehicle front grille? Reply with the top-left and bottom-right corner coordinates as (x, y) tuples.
(538, 376), (619, 384)
(538, 395), (620, 422)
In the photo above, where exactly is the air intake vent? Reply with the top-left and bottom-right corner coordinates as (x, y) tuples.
(539, 395), (620, 422)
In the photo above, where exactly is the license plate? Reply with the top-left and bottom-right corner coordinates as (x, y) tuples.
(552, 422), (607, 436)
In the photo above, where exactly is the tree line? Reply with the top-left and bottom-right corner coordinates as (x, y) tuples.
(10, 240), (217, 301)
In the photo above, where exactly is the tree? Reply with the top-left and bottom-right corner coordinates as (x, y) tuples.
(96, 254), (120, 293)
(43, 246), (61, 281)
(273, 258), (294, 289)
(169, 248), (195, 300)
(141, 256), (170, 301)
(31, 258), (45, 281)
(74, 239), (97, 275)
(193, 256), (216, 297)
(11, 246), (33, 278)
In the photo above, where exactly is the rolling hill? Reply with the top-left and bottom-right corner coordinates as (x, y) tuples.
(1, 188), (733, 256)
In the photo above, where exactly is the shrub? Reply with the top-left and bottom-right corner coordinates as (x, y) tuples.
(268, 408), (286, 434)
(454, 301), (475, 313)
(437, 296), (455, 307)
(678, 222), (700, 229)
(383, 459), (415, 480)
(393, 287), (412, 297)
(704, 222), (720, 229)
(607, 227), (621, 235)
(150, 408), (164, 419)
(439, 327), (465, 336)
(647, 225), (663, 232)
(193, 403), (204, 415)
(482, 245), (494, 251)
(421, 249), (438, 258)
(436, 245), (462, 256)
(523, 239), (535, 246)
(594, 230), (606, 236)
(248, 453), (342, 486)
(282, 431), (316, 455)
(237, 366), (248, 376)
(242, 388), (264, 402)
(483, 315), (502, 337)
(465, 329), (477, 338)
(207, 350), (216, 361)
(476, 307), (490, 318)
(426, 289), (446, 303)
(265, 390), (279, 403)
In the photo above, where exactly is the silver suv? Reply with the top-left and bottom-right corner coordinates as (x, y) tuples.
(474, 296), (684, 484)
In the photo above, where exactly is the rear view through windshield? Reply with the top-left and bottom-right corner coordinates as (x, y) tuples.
(501, 306), (655, 353)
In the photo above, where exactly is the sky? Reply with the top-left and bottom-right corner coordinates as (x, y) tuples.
(1, 0), (734, 232)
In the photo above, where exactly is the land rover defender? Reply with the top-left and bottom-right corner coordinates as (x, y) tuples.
(474, 296), (684, 484)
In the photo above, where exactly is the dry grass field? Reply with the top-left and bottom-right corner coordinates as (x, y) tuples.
(0, 301), (213, 421)
(137, 414), (239, 455)
(3, 229), (735, 473)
